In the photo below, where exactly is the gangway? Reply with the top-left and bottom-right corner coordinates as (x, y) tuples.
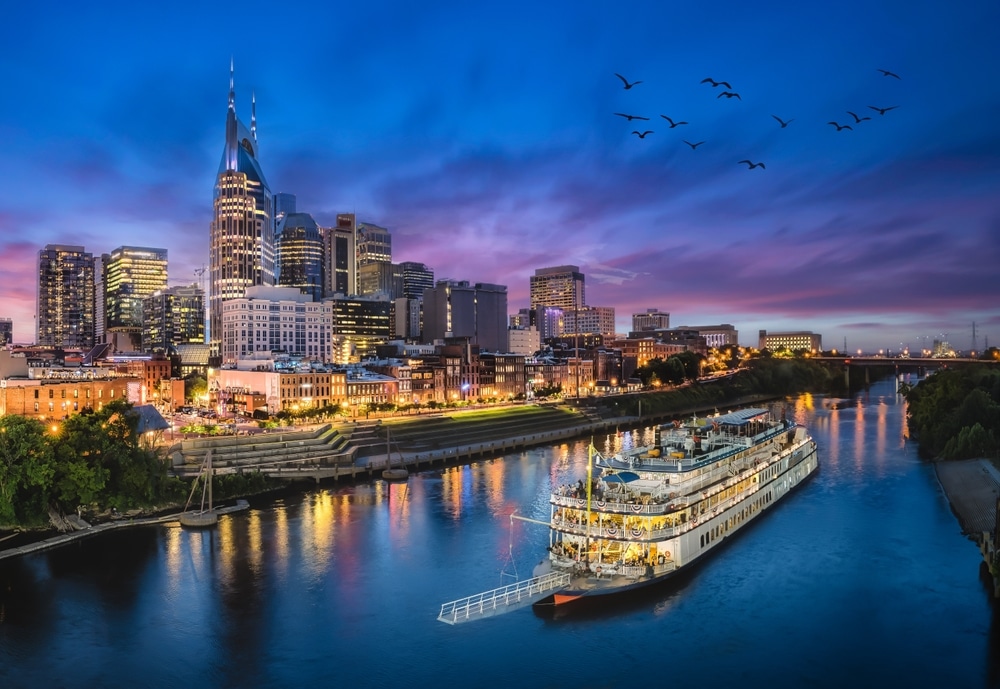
(437, 571), (571, 624)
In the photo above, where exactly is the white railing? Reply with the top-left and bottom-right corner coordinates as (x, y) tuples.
(437, 571), (571, 624)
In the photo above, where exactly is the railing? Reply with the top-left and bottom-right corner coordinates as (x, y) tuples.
(437, 571), (571, 624)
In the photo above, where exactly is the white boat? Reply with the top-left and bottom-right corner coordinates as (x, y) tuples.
(535, 408), (819, 607)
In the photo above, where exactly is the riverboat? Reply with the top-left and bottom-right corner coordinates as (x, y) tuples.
(534, 407), (818, 607)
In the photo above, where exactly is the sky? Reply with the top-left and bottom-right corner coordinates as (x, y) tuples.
(1, 1), (998, 354)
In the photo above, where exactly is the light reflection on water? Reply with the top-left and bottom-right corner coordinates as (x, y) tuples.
(1, 379), (996, 689)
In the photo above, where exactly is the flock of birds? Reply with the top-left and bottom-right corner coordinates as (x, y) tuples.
(612, 69), (902, 170)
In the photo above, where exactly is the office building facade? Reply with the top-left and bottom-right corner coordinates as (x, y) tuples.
(276, 212), (324, 301)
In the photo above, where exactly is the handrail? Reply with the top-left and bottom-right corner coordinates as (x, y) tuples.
(438, 571), (570, 624)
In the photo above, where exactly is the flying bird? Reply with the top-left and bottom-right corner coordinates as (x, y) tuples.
(631, 130), (654, 138)
(717, 91), (741, 100)
(684, 140), (705, 150)
(701, 77), (732, 89)
(660, 115), (688, 127)
(877, 69), (901, 79)
(772, 115), (793, 128)
(828, 121), (853, 131)
(847, 110), (871, 123)
(615, 73), (642, 89)
(868, 105), (899, 115)
(738, 160), (765, 169)
(614, 112), (650, 121)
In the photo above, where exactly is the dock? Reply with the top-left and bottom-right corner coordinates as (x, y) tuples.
(0, 500), (249, 561)
(437, 571), (571, 624)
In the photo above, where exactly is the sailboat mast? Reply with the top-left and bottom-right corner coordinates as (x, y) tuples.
(585, 442), (593, 563)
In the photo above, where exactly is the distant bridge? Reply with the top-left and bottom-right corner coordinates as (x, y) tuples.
(811, 356), (995, 368)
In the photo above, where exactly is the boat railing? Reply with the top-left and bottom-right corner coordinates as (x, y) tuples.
(551, 494), (676, 515)
(437, 571), (571, 624)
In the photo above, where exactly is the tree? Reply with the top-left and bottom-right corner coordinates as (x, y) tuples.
(0, 416), (55, 525)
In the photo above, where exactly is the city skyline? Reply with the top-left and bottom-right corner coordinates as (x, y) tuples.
(1, 2), (997, 353)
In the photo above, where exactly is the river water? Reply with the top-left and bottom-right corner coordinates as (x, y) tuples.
(2, 377), (998, 689)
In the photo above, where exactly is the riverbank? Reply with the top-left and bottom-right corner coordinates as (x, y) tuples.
(933, 457), (1000, 595)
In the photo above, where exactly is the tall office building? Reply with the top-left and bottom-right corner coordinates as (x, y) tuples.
(422, 280), (508, 353)
(358, 261), (404, 299)
(356, 221), (391, 267)
(36, 244), (95, 348)
(209, 62), (274, 353)
(276, 212), (324, 301)
(0, 318), (12, 346)
(142, 285), (205, 353)
(400, 261), (434, 299)
(273, 192), (297, 228)
(323, 213), (356, 297)
(325, 295), (391, 363)
(529, 265), (585, 312)
(104, 246), (168, 341)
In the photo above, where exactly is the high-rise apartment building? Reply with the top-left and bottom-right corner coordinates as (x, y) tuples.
(323, 214), (356, 297)
(356, 221), (391, 267)
(104, 246), (168, 339)
(276, 212), (324, 301)
(529, 265), (585, 312)
(36, 244), (95, 348)
(209, 63), (274, 353)
(142, 285), (205, 353)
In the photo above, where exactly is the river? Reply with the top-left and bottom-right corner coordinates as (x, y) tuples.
(1, 377), (998, 689)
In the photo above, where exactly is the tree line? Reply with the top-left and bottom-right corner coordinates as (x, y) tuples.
(0, 400), (186, 528)
(904, 366), (1000, 460)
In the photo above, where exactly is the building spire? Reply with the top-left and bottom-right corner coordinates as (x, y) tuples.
(224, 59), (238, 171)
(251, 90), (257, 142)
(228, 56), (235, 112)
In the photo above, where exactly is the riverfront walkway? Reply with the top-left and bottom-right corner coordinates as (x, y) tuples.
(0, 501), (249, 562)
(934, 458), (1000, 539)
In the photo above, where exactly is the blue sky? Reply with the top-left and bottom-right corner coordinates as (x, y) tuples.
(1, 1), (998, 353)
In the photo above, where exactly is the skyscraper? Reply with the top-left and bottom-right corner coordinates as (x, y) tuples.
(529, 265), (585, 312)
(104, 246), (168, 340)
(356, 221), (391, 267)
(276, 212), (324, 301)
(209, 62), (274, 353)
(323, 214), (356, 297)
(400, 261), (434, 299)
(0, 318), (12, 346)
(36, 244), (95, 348)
